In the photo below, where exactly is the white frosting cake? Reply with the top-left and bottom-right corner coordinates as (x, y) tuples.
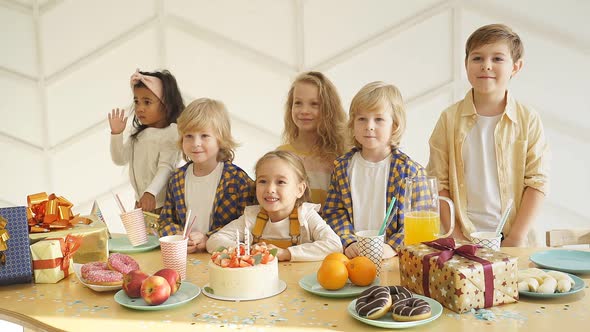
(208, 259), (280, 299)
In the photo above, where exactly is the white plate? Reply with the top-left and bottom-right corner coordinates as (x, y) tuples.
(348, 295), (443, 329)
(73, 263), (122, 292)
(202, 280), (287, 301)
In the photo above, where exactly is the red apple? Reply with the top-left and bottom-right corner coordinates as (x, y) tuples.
(122, 270), (149, 298)
(154, 268), (181, 295)
(140, 275), (171, 305)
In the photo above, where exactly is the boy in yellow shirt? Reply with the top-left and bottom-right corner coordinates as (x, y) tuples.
(427, 24), (550, 247)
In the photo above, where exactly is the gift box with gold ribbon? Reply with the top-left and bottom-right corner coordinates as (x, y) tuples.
(29, 213), (109, 264)
(30, 234), (82, 283)
(0, 207), (33, 285)
(398, 238), (518, 313)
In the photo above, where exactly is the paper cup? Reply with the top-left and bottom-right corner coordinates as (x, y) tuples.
(120, 208), (148, 246)
(356, 230), (385, 276)
(470, 231), (501, 251)
(159, 235), (188, 280)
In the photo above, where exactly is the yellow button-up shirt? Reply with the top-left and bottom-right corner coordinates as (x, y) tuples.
(427, 90), (550, 245)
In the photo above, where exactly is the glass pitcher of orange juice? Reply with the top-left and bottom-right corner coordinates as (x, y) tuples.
(403, 176), (454, 245)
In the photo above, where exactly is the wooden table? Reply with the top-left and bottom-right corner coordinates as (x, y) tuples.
(0, 247), (588, 332)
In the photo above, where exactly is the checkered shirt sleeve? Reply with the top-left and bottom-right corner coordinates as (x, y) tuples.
(208, 163), (256, 236)
(159, 165), (188, 236)
(322, 149), (357, 248)
(385, 152), (427, 249)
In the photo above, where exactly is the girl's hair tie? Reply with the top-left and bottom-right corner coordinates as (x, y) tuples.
(130, 69), (164, 101)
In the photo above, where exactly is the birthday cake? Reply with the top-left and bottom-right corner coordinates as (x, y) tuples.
(208, 243), (280, 299)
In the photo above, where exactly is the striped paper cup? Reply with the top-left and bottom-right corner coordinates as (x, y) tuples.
(159, 235), (188, 280)
(120, 208), (148, 246)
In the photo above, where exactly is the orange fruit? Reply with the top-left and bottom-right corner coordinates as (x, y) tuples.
(347, 256), (377, 286)
(323, 252), (350, 266)
(317, 259), (348, 290)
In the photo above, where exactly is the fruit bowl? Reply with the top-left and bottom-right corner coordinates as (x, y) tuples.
(73, 263), (122, 292)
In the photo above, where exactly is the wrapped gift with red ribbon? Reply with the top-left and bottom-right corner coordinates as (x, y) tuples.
(27, 192), (91, 233)
(398, 238), (518, 313)
(30, 234), (83, 283)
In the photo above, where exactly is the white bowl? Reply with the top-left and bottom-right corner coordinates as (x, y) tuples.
(73, 263), (123, 292)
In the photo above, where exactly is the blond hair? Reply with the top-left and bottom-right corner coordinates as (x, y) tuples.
(348, 81), (406, 149)
(465, 24), (524, 62)
(282, 71), (347, 159)
(177, 98), (237, 162)
(254, 150), (311, 207)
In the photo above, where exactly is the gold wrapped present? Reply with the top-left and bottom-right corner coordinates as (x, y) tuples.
(143, 211), (160, 236)
(399, 238), (518, 313)
(30, 235), (82, 283)
(29, 213), (109, 264)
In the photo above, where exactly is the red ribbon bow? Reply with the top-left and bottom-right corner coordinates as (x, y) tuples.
(421, 237), (494, 308)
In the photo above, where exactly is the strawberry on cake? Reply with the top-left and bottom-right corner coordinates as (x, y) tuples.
(208, 243), (281, 299)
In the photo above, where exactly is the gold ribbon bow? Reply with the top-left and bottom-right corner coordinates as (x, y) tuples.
(0, 216), (9, 266)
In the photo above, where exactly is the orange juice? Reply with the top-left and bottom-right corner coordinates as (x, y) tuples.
(404, 211), (441, 245)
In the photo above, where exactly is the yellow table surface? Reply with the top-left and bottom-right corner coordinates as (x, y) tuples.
(1, 245), (588, 332)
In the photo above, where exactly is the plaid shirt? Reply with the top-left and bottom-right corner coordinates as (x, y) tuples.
(321, 147), (427, 250)
(159, 161), (255, 237)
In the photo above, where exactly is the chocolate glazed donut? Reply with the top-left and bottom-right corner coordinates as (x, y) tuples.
(392, 297), (432, 322)
(355, 286), (392, 319)
(389, 285), (413, 304)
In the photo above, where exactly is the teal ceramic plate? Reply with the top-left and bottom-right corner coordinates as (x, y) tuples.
(299, 274), (380, 298)
(114, 282), (200, 310)
(519, 270), (585, 298)
(348, 295), (443, 329)
(109, 235), (160, 253)
(202, 280), (287, 301)
(530, 250), (590, 274)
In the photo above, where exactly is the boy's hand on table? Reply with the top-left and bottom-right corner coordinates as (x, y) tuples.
(187, 232), (208, 253)
(344, 242), (360, 259)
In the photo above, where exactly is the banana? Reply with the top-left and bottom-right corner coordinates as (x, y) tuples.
(537, 276), (557, 294)
(518, 268), (574, 294)
(557, 278), (572, 293)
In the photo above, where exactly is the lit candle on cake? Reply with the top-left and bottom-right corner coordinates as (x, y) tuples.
(245, 227), (250, 255)
(236, 229), (240, 257)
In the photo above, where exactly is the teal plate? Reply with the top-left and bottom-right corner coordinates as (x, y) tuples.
(530, 250), (590, 274)
(109, 235), (160, 253)
(299, 274), (380, 298)
(114, 282), (200, 310)
(519, 270), (586, 298)
(348, 295), (443, 329)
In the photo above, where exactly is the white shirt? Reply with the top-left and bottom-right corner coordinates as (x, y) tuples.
(463, 114), (502, 231)
(110, 124), (180, 208)
(185, 162), (223, 234)
(261, 218), (290, 240)
(349, 152), (390, 231)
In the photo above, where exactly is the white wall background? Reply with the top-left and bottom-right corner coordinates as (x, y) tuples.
(1, 0), (589, 244)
